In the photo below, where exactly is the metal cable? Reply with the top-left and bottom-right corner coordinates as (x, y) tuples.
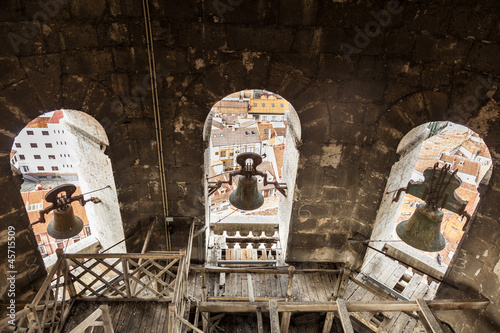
(142, 0), (170, 250)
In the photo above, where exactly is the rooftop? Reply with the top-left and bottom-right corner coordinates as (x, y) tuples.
(211, 128), (261, 147)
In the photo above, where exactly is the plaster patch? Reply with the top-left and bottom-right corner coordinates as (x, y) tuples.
(242, 52), (261, 73)
(195, 58), (206, 70)
(494, 259), (500, 280)
(320, 143), (343, 168)
(0, 128), (16, 138)
(467, 100), (500, 137)
(483, 250), (489, 257)
(474, 268), (481, 277)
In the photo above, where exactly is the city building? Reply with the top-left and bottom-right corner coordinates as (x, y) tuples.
(10, 111), (78, 182)
(210, 127), (262, 171)
(248, 97), (288, 122)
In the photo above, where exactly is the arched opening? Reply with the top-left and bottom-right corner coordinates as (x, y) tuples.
(203, 89), (301, 265)
(343, 122), (492, 330)
(10, 110), (126, 269)
(368, 121), (491, 281)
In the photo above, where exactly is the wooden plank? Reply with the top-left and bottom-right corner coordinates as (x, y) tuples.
(198, 299), (489, 313)
(337, 298), (354, 333)
(348, 254), (390, 301)
(256, 307), (264, 333)
(269, 300), (280, 333)
(100, 304), (113, 333)
(322, 312), (335, 333)
(247, 273), (255, 302)
(69, 308), (103, 333)
(416, 299), (445, 333)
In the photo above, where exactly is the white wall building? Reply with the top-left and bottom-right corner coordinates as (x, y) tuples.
(11, 110), (78, 181)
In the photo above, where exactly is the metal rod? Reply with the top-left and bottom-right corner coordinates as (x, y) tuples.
(364, 244), (444, 283)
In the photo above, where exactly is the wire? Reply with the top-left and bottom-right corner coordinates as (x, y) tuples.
(212, 209), (238, 223)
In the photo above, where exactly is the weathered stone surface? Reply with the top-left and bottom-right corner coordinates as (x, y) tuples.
(0, 2), (499, 331)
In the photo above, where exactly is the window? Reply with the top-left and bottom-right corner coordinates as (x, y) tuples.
(27, 130), (34, 135)
(245, 131), (249, 135)
(229, 152), (234, 157)
(39, 176), (47, 179)
(254, 103), (257, 107)
(231, 113), (235, 116)
(51, 166), (59, 171)
(30, 143), (38, 148)
(34, 155), (41, 159)
(48, 155), (55, 159)
(27, 202), (43, 211)
(21, 166), (29, 172)
(45, 143), (53, 148)
(221, 151), (226, 157)
(85, 226), (91, 235)
(262, 103), (265, 107)
(37, 166), (45, 171)
(251, 131), (255, 134)
(35, 234), (42, 244)
(15, 143), (21, 148)
(264, 129), (268, 134)
(38, 245), (47, 255)
(280, 103), (284, 107)
(213, 134), (217, 138)
(215, 151), (219, 155)
(64, 141), (67, 145)
(56, 241), (64, 249)
(272, 103), (275, 107)
(52, 175), (61, 179)
(42, 131), (49, 135)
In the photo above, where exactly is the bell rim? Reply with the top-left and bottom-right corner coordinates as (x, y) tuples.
(47, 216), (84, 239)
(396, 220), (446, 252)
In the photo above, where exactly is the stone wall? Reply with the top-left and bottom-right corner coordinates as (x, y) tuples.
(0, 0), (499, 330)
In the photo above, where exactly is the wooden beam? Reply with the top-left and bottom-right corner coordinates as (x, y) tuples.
(322, 312), (335, 333)
(256, 307), (264, 333)
(207, 297), (286, 302)
(337, 267), (351, 298)
(247, 273), (255, 302)
(269, 300), (280, 333)
(201, 268), (209, 332)
(280, 266), (295, 333)
(177, 316), (204, 333)
(65, 252), (184, 259)
(131, 218), (157, 295)
(416, 299), (445, 333)
(198, 299), (489, 313)
(192, 266), (340, 275)
(336, 299), (354, 333)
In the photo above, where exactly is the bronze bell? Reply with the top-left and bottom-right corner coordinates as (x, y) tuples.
(47, 204), (84, 239)
(229, 175), (264, 210)
(396, 203), (446, 252)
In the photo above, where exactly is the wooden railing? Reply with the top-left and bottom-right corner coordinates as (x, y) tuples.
(0, 250), (187, 333)
(66, 252), (184, 301)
